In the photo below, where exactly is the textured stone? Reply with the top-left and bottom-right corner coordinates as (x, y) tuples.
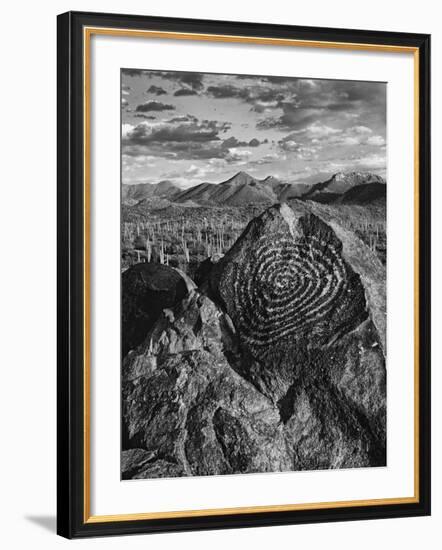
(122, 202), (386, 478)
(122, 263), (190, 358)
(122, 290), (291, 476)
(208, 202), (386, 467)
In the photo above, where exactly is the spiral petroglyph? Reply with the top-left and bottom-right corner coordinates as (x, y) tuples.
(213, 206), (367, 365)
(232, 232), (348, 352)
(123, 202), (387, 478)
(121, 62), (388, 480)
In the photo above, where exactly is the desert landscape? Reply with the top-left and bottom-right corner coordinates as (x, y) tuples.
(120, 68), (387, 479)
(121, 170), (386, 275)
(121, 170), (387, 479)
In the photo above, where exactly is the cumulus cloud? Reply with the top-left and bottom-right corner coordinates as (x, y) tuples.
(135, 101), (176, 112)
(122, 69), (386, 184)
(123, 116), (249, 161)
(206, 83), (288, 114)
(149, 71), (205, 91)
(226, 148), (252, 164)
(133, 114), (157, 120)
(121, 68), (146, 77)
(206, 84), (244, 99)
(251, 152), (287, 166)
(122, 113), (267, 164)
(122, 123), (134, 138)
(174, 88), (198, 97)
(367, 135), (386, 146)
(126, 119), (227, 144)
(222, 136), (264, 148)
(277, 122), (385, 154)
(146, 85), (167, 96)
(166, 115), (198, 123)
(256, 79), (386, 132)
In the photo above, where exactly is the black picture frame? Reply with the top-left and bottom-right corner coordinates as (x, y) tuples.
(57, 10), (431, 539)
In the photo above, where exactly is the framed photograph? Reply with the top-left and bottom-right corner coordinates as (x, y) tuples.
(57, 11), (431, 538)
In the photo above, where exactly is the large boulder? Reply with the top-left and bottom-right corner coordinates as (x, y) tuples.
(122, 263), (191, 358)
(208, 202), (386, 466)
(122, 202), (387, 477)
(122, 289), (292, 477)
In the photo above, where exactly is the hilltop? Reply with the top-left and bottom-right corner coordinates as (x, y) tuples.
(122, 180), (181, 205)
(302, 172), (386, 203)
(173, 171), (315, 207)
(122, 171), (386, 211)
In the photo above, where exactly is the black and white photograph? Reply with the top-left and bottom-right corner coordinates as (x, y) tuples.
(120, 68), (387, 480)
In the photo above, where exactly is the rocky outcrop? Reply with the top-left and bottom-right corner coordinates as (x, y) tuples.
(122, 263), (191, 358)
(208, 202), (386, 466)
(122, 202), (386, 478)
(122, 290), (291, 477)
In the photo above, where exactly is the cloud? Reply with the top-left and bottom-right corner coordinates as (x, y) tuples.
(174, 88), (198, 97)
(164, 164), (207, 180)
(221, 136), (264, 148)
(367, 135), (386, 146)
(122, 72), (386, 183)
(166, 115), (198, 123)
(135, 101), (176, 112)
(122, 69), (146, 77)
(122, 69), (204, 91)
(278, 136), (301, 152)
(256, 79), (386, 131)
(122, 117), (242, 161)
(304, 124), (342, 138)
(206, 84), (244, 99)
(133, 114), (157, 120)
(126, 121), (223, 144)
(251, 152), (287, 166)
(276, 122), (385, 154)
(353, 153), (386, 170)
(146, 85), (167, 96)
(226, 148), (252, 164)
(351, 125), (373, 135)
(122, 116), (265, 164)
(122, 123), (134, 138)
(147, 71), (204, 91)
(206, 84), (287, 114)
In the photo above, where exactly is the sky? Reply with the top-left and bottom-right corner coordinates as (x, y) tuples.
(121, 69), (386, 188)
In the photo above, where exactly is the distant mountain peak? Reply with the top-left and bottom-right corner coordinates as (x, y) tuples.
(261, 175), (280, 186)
(122, 180), (181, 205)
(225, 171), (257, 186)
(301, 171), (386, 204)
(330, 171), (386, 184)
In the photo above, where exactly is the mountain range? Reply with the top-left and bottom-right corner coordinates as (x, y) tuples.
(122, 171), (386, 208)
(122, 180), (180, 206)
(302, 172), (386, 204)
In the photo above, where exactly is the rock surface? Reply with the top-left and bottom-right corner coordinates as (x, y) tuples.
(122, 202), (386, 478)
(122, 263), (190, 358)
(122, 290), (291, 476)
(208, 202), (386, 465)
